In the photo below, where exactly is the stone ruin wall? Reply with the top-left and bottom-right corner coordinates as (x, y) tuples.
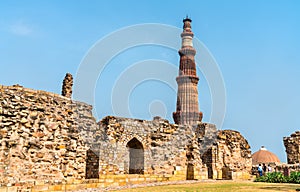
(0, 83), (210, 185)
(283, 131), (300, 164)
(216, 130), (252, 179)
(98, 116), (208, 180)
(96, 117), (253, 180)
(0, 84), (99, 186)
(201, 129), (252, 179)
(0, 82), (253, 189)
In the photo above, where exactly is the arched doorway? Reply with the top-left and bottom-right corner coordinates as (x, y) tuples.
(85, 149), (99, 179)
(186, 148), (195, 180)
(186, 163), (194, 180)
(126, 138), (144, 174)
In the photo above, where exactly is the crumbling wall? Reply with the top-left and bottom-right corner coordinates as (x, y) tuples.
(215, 130), (252, 179)
(284, 131), (300, 164)
(0, 84), (98, 186)
(0, 82), (252, 187)
(98, 116), (207, 179)
(197, 123), (218, 155)
(72, 101), (101, 179)
(201, 129), (252, 179)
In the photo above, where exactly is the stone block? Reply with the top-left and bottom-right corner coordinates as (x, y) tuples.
(105, 179), (114, 183)
(6, 187), (19, 192)
(96, 183), (105, 188)
(47, 185), (62, 191)
(138, 177), (145, 181)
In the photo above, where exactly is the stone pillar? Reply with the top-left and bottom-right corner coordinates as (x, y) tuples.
(211, 145), (218, 179)
(283, 131), (300, 164)
(173, 17), (202, 125)
(61, 73), (73, 98)
(0, 141), (9, 185)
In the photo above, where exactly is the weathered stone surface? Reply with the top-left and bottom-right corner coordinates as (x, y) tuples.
(0, 84), (97, 186)
(0, 82), (252, 188)
(283, 131), (300, 164)
(97, 116), (208, 179)
(201, 130), (252, 179)
(0, 82), (252, 186)
(61, 73), (73, 98)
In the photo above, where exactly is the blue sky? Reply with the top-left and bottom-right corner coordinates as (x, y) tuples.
(1, 0), (300, 162)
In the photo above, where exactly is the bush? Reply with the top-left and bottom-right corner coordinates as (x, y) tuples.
(254, 175), (267, 182)
(254, 172), (286, 183)
(289, 171), (300, 184)
(255, 171), (300, 184)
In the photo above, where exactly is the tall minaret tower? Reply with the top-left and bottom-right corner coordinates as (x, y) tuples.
(173, 17), (203, 125)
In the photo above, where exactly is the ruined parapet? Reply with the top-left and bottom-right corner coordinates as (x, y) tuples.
(196, 123), (218, 155)
(284, 131), (300, 164)
(186, 129), (208, 180)
(98, 116), (181, 175)
(197, 123), (217, 179)
(61, 73), (73, 98)
(97, 116), (207, 179)
(218, 130), (252, 179)
(217, 130), (251, 161)
(201, 130), (252, 180)
(0, 84), (97, 187)
(274, 163), (300, 175)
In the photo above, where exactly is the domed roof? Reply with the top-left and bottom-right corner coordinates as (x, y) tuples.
(252, 146), (280, 165)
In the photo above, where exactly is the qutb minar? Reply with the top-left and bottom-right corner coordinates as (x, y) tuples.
(173, 17), (203, 125)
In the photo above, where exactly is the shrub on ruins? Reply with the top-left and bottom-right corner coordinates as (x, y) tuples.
(254, 175), (267, 182)
(255, 171), (300, 184)
(288, 171), (300, 184)
(255, 172), (287, 183)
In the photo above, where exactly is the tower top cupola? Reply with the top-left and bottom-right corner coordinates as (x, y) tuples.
(183, 16), (192, 33)
(180, 16), (194, 49)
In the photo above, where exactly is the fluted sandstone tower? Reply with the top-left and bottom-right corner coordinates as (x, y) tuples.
(173, 17), (203, 125)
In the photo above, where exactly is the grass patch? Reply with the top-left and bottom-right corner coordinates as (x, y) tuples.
(114, 181), (300, 192)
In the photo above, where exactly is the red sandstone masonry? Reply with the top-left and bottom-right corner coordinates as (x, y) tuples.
(173, 17), (203, 125)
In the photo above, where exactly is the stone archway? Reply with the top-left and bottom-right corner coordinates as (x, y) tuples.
(85, 149), (99, 179)
(186, 163), (194, 180)
(126, 138), (144, 174)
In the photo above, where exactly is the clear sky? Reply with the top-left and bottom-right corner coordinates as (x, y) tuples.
(1, 0), (300, 162)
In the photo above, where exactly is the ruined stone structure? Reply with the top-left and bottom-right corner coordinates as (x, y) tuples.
(201, 130), (252, 179)
(0, 84), (93, 185)
(97, 116), (209, 180)
(0, 83), (251, 189)
(284, 131), (300, 164)
(61, 73), (73, 98)
(173, 17), (203, 125)
(0, 18), (253, 190)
